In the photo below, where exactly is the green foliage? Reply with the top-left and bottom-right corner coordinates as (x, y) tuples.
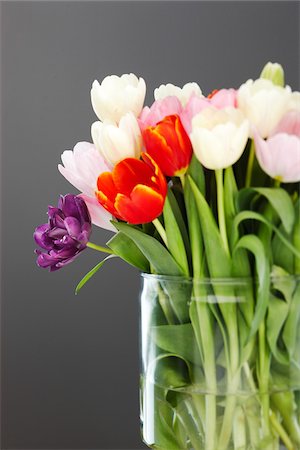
(75, 255), (116, 294)
(107, 231), (149, 272)
(112, 221), (184, 276)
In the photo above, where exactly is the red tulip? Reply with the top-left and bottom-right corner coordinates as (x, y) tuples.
(142, 114), (192, 176)
(95, 153), (167, 224)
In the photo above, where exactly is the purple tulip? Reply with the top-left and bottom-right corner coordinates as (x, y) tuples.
(34, 194), (92, 271)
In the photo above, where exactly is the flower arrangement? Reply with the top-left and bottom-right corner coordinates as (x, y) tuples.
(34, 62), (300, 449)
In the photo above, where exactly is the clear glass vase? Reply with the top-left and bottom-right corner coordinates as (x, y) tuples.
(139, 274), (300, 450)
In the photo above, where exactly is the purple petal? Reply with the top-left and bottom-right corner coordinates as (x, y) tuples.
(34, 224), (53, 250)
(64, 217), (81, 238)
(60, 194), (80, 219)
(74, 196), (91, 225)
(47, 227), (67, 239)
(36, 251), (57, 268)
(48, 207), (65, 228)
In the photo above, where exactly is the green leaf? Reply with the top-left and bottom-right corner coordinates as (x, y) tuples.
(106, 231), (149, 272)
(153, 355), (190, 389)
(282, 282), (300, 359)
(112, 222), (183, 276)
(184, 177), (205, 278)
(267, 293), (289, 365)
(75, 255), (116, 294)
(272, 224), (294, 273)
(224, 166), (238, 240)
(231, 210), (300, 259)
(151, 323), (201, 366)
(234, 235), (270, 339)
(271, 265), (296, 304)
(163, 192), (190, 276)
(142, 378), (183, 449)
(293, 198), (300, 274)
(188, 176), (231, 278)
(186, 154), (206, 195)
(237, 187), (295, 234)
(167, 188), (191, 265)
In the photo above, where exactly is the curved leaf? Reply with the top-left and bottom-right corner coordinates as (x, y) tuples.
(231, 210), (300, 259)
(106, 231), (149, 272)
(164, 192), (189, 276)
(112, 221), (183, 276)
(151, 323), (201, 366)
(234, 235), (270, 339)
(186, 154), (206, 195)
(237, 187), (295, 233)
(267, 294), (289, 365)
(184, 178), (205, 278)
(75, 255), (116, 294)
(188, 176), (231, 278)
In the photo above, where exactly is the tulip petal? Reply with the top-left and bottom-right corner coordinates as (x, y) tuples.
(112, 158), (154, 195)
(254, 132), (300, 182)
(115, 185), (164, 224)
(79, 194), (115, 232)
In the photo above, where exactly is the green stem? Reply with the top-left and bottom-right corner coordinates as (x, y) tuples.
(217, 304), (240, 450)
(258, 321), (271, 437)
(215, 169), (230, 256)
(177, 398), (203, 450)
(270, 410), (295, 450)
(192, 283), (217, 450)
(274, 178), (281, 188)
(245, 140), (255, 188)
(179, 173), (185, 188)
(152, 218), (168, 246)
(86, 242), (114, 254)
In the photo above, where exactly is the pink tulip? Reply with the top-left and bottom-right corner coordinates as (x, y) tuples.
(58, 142), (114, 231)
(138, 96), (182, 131)
(254, 111), (300, 183)
(180, 89), (237, 134)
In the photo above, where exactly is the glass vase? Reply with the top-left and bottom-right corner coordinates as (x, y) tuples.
(139, 274), (300, 450)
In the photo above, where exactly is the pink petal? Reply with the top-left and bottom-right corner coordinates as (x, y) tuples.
(79, 194), (115, 232)
(211, 89), (237, 109)
(59, 141), (112, 196)
(138, 96), (182, 131)
(254, 131), (300, 183)
(271, 111), (300, 137)
(180, 94), (209, 134)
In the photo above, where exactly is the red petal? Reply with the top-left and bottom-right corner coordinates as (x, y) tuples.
(112, 158), (154, 195)
(95, 190), (122, 219)
(97, 172), (118, 201)
(143, 127), (178, 176)
(143, 115), (192, 176)
(115, 184), (165, 224)
(142, 153), (167, 197)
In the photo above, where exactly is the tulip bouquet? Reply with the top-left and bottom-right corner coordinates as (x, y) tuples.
(34, 62), (300, 449)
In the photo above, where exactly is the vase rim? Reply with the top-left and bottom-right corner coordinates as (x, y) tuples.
(141, 273), (300, 284)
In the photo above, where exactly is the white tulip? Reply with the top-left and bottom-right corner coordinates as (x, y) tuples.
(237, 78), (291, 138)
(190, 107), (249, 170)
(154, 82), (202, 106)
(91, 112), (143, 165)
(91, 73), (146, 123)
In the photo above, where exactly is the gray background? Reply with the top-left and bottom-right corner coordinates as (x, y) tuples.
(1, 1), (299, 449)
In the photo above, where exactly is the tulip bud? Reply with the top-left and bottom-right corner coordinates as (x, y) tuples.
(91, 112), (143, 166)
(260, 62), (285, 87)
